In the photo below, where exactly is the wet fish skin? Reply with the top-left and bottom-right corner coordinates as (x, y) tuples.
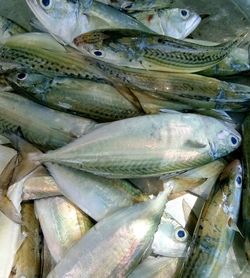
(35, 196), (93, 263)
(74, 29), (246, 73)
(0, 15), (27, 40)
(38, 113), (241, 178)
(242, 114), (250, 260)
(6, 70), (142, 122)
(132, 8), (201, 39)
(0, 91), (96, 149)
(9, 203), (41, 278)
(45, 163), (147, 221)
(47, 189), (169, 278)
(128, 256), (178, 278)
(178, 160), (243, 278)
(25, 0), (152, 45)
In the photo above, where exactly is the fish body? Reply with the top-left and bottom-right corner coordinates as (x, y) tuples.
(98, 0), (172, 11)
(35, 196), (93, 263)
(242, 114), (250, 260)
(6, 70), (141, 122)
(26, 0), (152, 44)
(9, 203), (41, 278)
(178, 160), (243, 277)
(38, 113), (241, 178)
(74, 29), (246, 73)
(98, 66), (250, 112)
(0, 16), (26, 40)
(45, 163), (147, 221)
(47, 190), (169, 277)
(132, 8), (201, 39)
(0, 91), (96, 149)
(129, 256), (178, 278)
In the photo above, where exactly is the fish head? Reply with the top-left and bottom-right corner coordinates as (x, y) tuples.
(205, 118), (241, 160)
(152, 213), (190, 257)
(158, 8), (201, 39)
(25, 0), (89, 43)
(219, 159), (242, 223)
(6, 70), (52, 96)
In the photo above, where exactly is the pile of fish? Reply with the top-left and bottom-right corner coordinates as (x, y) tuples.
(0, 0), (249, 277)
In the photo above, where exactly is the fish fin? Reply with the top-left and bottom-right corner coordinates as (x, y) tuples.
(3, 133), (42, 182)
(113, 84), (144, 112)
(184, 139), (207, 149)
(228, 218), (244, 237)
(182, 199), (198, 236)
(0, 154), (18, 190)
(187, 186), (212, 201)
(0, 196), (22, 224)
(169, 177), (207, 194)
(195, 109), (236, 127)
(160, 170), (187, 181)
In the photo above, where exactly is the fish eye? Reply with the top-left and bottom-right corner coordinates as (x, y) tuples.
(230, 136), (238, 146)
(16, 72), (27, 81)
(175, 228), (188, 242)
(235, 175), (242, 186)
(91, 49), (105, 57)
(40, 0), (52, 9)
(180, 9), (189, 19)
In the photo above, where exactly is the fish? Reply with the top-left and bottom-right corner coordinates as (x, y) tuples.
(45, 163), (147, 221)
(2, 33), (249, 113)
(73, 29), (246, 73)
(36, 112), (241, 178)
(128, 256), (178, 278)
(0, 15), (27, 40)
(242, 114), (250, 261)
(40, 240), (56, 278)
(35, 196), (93, 263)
(98, 0), (173, 12)
(0, 211), (25, 278)
(0, 32), (105, 80)
(0, 91), (96, 149)
(25, 0), (152, 44)
(177, 160), (243, 277)
(132, 8), (201, 39)
(9, 203), (41, 278)
(6, 70), (142, 122)
(100, 68), (250, 112)
(47, 189), (169, 277)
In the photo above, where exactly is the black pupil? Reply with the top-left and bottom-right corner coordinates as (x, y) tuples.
(42, 0), (50, 7)
(94, 51), (102, 57)
(231, 137), (237, 145)
(177, 230), (185, 238)
(181, 10), (188, 17)
(236, 176), (242, 185)
(17, 73), (26, 80)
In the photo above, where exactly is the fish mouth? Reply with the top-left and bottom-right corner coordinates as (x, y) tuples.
(183, 16), (202, 38)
